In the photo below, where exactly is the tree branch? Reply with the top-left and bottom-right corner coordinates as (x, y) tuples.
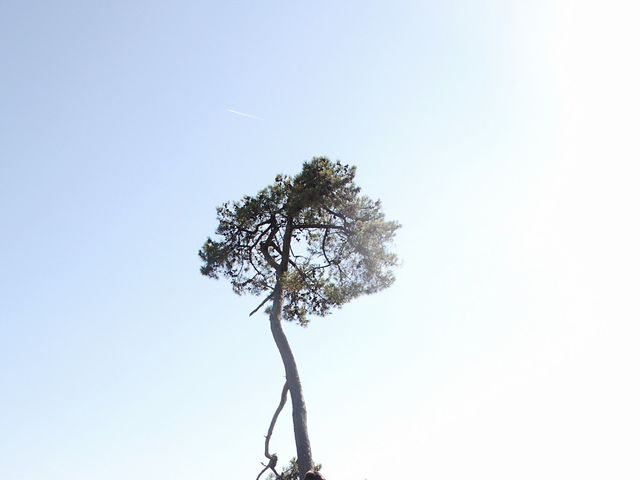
(265, 381), (289, 460)
(251, 223), (274, 249)
(292, 223), (346, 231)
(256, 464), (270, 480)
(255, 381), (289, 480)
(260, 219), (281, 270)
(269, 240), (283, 256)
(249, 293), (274, 316)
(239, 219), (272, 238)
(321, 229), (332, 266)
(287, 260), (331, 305)
(322, 205), (348, 222)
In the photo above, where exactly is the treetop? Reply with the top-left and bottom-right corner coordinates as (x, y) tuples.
(199, 157), (399, 325)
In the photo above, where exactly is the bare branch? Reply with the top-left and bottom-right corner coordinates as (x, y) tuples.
(256, 462), (281, 480)
(249, 293), (274, 317)
(265, 381), (289, 459)
(255, 381), (289, 480)
(256, 464), (270, 480)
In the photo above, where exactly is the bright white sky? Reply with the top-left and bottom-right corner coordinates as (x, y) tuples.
(1, 1), (638, 479)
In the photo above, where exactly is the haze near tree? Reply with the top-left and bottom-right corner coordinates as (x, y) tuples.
(199, 157), (399, 479)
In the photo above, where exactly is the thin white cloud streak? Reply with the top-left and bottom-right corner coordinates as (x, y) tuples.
(226, 108), (262, 120)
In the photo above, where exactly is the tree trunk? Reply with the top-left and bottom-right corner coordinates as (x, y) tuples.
(269, 218), (313, 480)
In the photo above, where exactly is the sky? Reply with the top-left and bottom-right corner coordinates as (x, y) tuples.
(1, 1), (639, 479)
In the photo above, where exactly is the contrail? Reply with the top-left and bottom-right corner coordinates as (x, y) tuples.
(227, 108), (261, 120)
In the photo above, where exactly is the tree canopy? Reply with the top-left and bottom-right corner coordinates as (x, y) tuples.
(199, 157), (399, 326)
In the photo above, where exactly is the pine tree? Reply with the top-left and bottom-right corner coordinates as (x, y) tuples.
(199, 158), (399, 479)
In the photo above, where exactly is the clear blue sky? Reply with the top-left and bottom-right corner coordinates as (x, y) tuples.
(1, 1), (638, 479)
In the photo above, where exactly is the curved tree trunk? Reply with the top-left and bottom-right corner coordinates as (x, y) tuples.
(269, 218), (313, 479)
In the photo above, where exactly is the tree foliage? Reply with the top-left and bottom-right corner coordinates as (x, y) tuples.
(199, 157), (400, 325)
(266, 458), (322, 480)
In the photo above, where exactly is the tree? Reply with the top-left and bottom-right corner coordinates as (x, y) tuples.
(199, 157), (399, 479)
